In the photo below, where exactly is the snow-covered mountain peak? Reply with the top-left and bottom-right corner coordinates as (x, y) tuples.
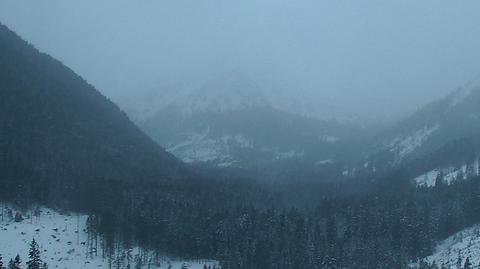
(176, 76), (271, 115)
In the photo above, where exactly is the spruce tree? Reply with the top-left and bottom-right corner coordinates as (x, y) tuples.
(0, 254), (4, 269)
(26, 239), (41, 269)
(9, 255), (22, 269)
(14, 255), (21, 269)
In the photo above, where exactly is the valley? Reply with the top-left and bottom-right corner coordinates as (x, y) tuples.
(1, 2), (480, 268)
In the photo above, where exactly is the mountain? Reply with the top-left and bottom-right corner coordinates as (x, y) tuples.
(0, 22), (189, 198)
(4, 20), (480, 269)
(133, 75), (367, 172)
(360, 79), (480, 186)
(0, 23), (274, 264)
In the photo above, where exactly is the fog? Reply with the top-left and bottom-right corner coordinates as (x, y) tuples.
(1, 0), (480, 122)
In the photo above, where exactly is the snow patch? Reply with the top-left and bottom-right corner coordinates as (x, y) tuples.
(414, 169), (443, 188)
(388, 124), (440, 159)
(414, 159), (480, 187)
(319, 135), (340, 143)
(316, 159), (334, 166)
(278, 150), (304, 159)
(167, 129), (253, 165)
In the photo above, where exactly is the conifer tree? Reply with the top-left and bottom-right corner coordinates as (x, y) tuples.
(14, 255), (21, 269)
(9, 255), (22, 269)
(26, 239), (41, 269)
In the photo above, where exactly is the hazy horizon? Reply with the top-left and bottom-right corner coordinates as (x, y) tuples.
(1, 0), (480, 123)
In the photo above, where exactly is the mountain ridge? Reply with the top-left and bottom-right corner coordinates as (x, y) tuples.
(0, 22), (189, 186)
(137, 87), (367, 170)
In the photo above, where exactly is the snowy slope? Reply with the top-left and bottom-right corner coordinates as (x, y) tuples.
(135, 75), (362, 169)
(165, 129), (254, 165)
(416, 225), (480, 268)
(122, 71), (369, 170)
(0, 206), (217, 269)
(357, 79), (480, 182)
(413, 158), (480, 187)
(379, 80), (480, 161)
(387, 124), (440, 161)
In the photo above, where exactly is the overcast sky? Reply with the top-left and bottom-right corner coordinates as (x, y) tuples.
(1, 0), (480, 122)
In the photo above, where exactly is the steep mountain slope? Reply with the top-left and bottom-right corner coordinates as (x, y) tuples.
(0, 23), (188, 188)
(381, 81), (480, 161)
(135, 75), (367, 170)
(361, 79), (480, 185)
(0, 23), (277, 265)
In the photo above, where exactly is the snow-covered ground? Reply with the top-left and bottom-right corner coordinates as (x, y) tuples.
(0, 205), (217, 269)
(414, 158), (480, 187)
(416, 225), (480, 268)
(166, 129), (253, 165)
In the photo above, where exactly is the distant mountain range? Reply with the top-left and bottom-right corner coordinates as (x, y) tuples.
(129, 70), (480, 186)
(131, 74), (368, 172)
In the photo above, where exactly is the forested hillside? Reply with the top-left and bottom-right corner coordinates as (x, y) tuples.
(0, 23), (190, 185)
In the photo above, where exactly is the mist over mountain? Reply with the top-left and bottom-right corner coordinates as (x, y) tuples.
(2, 2), (480, 269)
(347, 79), (480, 188)
(2, 1), (480, 124)
(129, 73), (369, 177)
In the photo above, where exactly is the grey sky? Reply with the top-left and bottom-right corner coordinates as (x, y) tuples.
(1, 0), (480, 122)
